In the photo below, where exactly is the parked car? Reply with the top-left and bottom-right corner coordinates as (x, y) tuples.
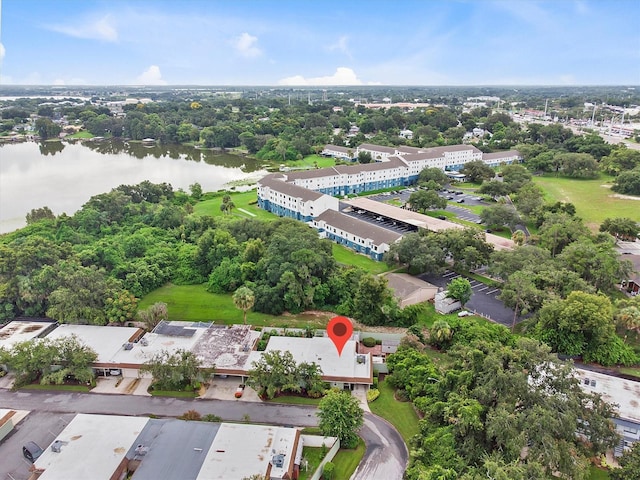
(235, 384), (246, 398)
(23, 441), (43, 463)
(437, 215), (447, 220)
(109, 369), (122, 376)
(446, 196), (454, 200)
(457, 199), (465, 203)
(457, 311), (472, 317)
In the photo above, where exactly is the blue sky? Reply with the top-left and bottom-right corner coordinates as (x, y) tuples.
(1, 0), (638, 86)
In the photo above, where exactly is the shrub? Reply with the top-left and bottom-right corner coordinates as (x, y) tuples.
(202, 414), (222, 422)
(366, 388), (380, 403)
(179, 409), (201, 421)
(323, 462), (335, 480)
(362, 337), (377, 348)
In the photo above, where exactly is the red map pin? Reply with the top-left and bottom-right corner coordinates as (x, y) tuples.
(327, 316), (353, 356)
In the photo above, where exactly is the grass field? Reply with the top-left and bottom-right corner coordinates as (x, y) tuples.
(65, 130), (94, 139)
(138, 283), (333, 328)
(288, 154), (337, 169)
(332, 438), (366, 479)
(533, 174), (640, 229)
(369, 379), (420, 445)
(589, 466), (611, 480)
(193, 190), (276, 221)
(299, 447), (323, 480)
(332, 244), (391, 274)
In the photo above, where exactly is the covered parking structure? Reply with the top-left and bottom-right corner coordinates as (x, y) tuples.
(343, 197), (514, 251)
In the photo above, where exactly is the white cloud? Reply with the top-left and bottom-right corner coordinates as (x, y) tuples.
(233, 32), (261, 58)
(0, 42), (5, 62)
(53, 79), (66, 86)
(328, 36), (351, 57)
(49, 14), (118, 42)
(135, 65), (167, 85)
(279, 67), (376, 86)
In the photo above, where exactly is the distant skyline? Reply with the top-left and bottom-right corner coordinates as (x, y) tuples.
(0, 0), (639, 86)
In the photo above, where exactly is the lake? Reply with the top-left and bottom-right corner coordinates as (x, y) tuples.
(0, 140), (267, 234)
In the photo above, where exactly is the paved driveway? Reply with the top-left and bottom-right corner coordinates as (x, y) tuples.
(352, 413), (408, 480)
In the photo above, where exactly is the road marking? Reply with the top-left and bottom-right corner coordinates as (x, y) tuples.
(477, 286), (489, 292)
(486, 288), (500, 295)
(443, 272), (456, 277)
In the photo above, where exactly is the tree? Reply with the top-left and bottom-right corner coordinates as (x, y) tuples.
(104, 289), (138, 325)
(612, 167), (640, 195)
(189, 182), (203, 200)
(429, 320), (453, 350)
(535, 291), (618, 361)
(498, 271), (541, 331)
(446, 278), (472, 306)
(611, 442), (640, 480)
(556, 152), (599, 178)
(501, 164), (532, 192)
(317, 389), (364, 448)
(409, 190), (447, 212)
(141, 349), (206, 391)
(418, 167), (448, 188)
(358, 151), (372, 163)
(460, 161), (494, 183)
(233, 286), (255, 325)
(385, 231), (447, 275)
(352, 274), (395, 325)
(137, 302), (168, 330)
(512, 183), (544, 219)
(600, 217), (640, 241)
(246, 350), (301, 399)
(26, 206), (55, 225)
(480, 204), (520, 230)
(39, 336), (98, 385)
(478, 180), (510, 200)
(537, 212), (590, 257)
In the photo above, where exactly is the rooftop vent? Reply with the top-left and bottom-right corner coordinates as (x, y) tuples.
(140, 337), (148, 346)
(123, 343), (134, 350)
(271, 454), (286, 468)
(135, 444), (149, 456)
(357, 355), (367, 364)
(51, 440), (66, 453)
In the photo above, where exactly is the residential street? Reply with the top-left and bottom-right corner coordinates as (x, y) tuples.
(0, 389), (409, 480)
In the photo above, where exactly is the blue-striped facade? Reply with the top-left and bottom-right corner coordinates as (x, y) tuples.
(257, 198), (313, 222)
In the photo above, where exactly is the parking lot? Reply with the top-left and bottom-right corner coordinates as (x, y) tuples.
(365, 186), (485, 225)
(418, 270), (519, 328)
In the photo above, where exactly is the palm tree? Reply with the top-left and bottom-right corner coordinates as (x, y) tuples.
(233, 286), (255, 325)
(430, 320), (453, 348)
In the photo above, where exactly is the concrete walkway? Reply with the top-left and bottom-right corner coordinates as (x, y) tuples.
(353, 384), (371, 413)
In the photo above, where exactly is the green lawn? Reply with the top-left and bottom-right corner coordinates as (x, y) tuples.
(332, 438), (366, 479)
(589, 465), (611, 480)
(21, 383), (91, 392)
(266, 395), (322, 406)
(288, 154), (337, 169)
(299, 447), (324, 480)
(369, 379), (420, 445)
(533, 174), (640, 229)
(65, 130), (94, 139)
(138, 283), (332, 328)
(193, 190), (276, 221)
(332, 244), (391, 274)
(150, 389), (198, 398)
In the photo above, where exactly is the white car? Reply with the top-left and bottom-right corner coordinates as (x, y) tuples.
(457, 310), (472, 317)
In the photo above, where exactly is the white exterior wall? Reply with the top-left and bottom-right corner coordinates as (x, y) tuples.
(307, 195), (339, 217)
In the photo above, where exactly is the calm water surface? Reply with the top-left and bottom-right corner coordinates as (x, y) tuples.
(0, 140), (267, 233)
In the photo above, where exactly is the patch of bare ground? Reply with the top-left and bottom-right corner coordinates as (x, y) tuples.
(291, 311), (408, 334)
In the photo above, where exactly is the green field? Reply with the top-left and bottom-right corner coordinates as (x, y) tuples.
(193, 190), (276, 220)
(533, 174), (640, 229)
(331, 438), (366, 479)
(65, 130), (94, 139)
(369, 379), (420, 445)
(332, 244), (391, 274)
(288, 154), (337, 169)
(138, 283), (332, 328)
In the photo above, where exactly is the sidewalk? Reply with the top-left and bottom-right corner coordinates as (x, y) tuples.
(353, 384), (371, 413)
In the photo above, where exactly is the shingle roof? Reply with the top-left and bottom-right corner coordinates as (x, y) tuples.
(258, 174), (325, 201)
(400, 144), (482, 162)
(315, 210), (402, 245)
(357, 143), (397, 154)
(323, 144), (351, 154)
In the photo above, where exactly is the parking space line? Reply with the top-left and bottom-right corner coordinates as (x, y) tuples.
(486, 288), (500, 295)
(443, 272), (456, 277)
(471, 284), (485, 289)
(477, 286), (489, 292)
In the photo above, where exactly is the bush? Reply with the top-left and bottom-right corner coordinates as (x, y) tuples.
(367, 388), (380, 403)
(202, 414), (222, 422)
(179, 409), (201, 421)
(323, 461), (335, 479)
(362, 337), (377, 347)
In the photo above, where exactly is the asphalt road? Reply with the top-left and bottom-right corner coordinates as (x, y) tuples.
(0, 389), (409, 480)
(352, 413), (409, 480)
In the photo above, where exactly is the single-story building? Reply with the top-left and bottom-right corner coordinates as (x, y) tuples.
(249, 336), (373, 389)
(434, 290), (461, 314)
(0, 319), (57, 352)
(622, 254), (640, 295)
(384, 273), (438, 307)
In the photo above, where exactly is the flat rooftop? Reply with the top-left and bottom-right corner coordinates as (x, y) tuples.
(190, 325), (261, 371)
(0, 320), (56, 350)
(249, 336), (372, 384)
(131, 419), (220, 480)
(344, 197), (514, 250)
(197, 423), (299, 480)
(575, 368), (640, 423)
(45, 324), (143, 364)
(34, 414), (149, 480)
